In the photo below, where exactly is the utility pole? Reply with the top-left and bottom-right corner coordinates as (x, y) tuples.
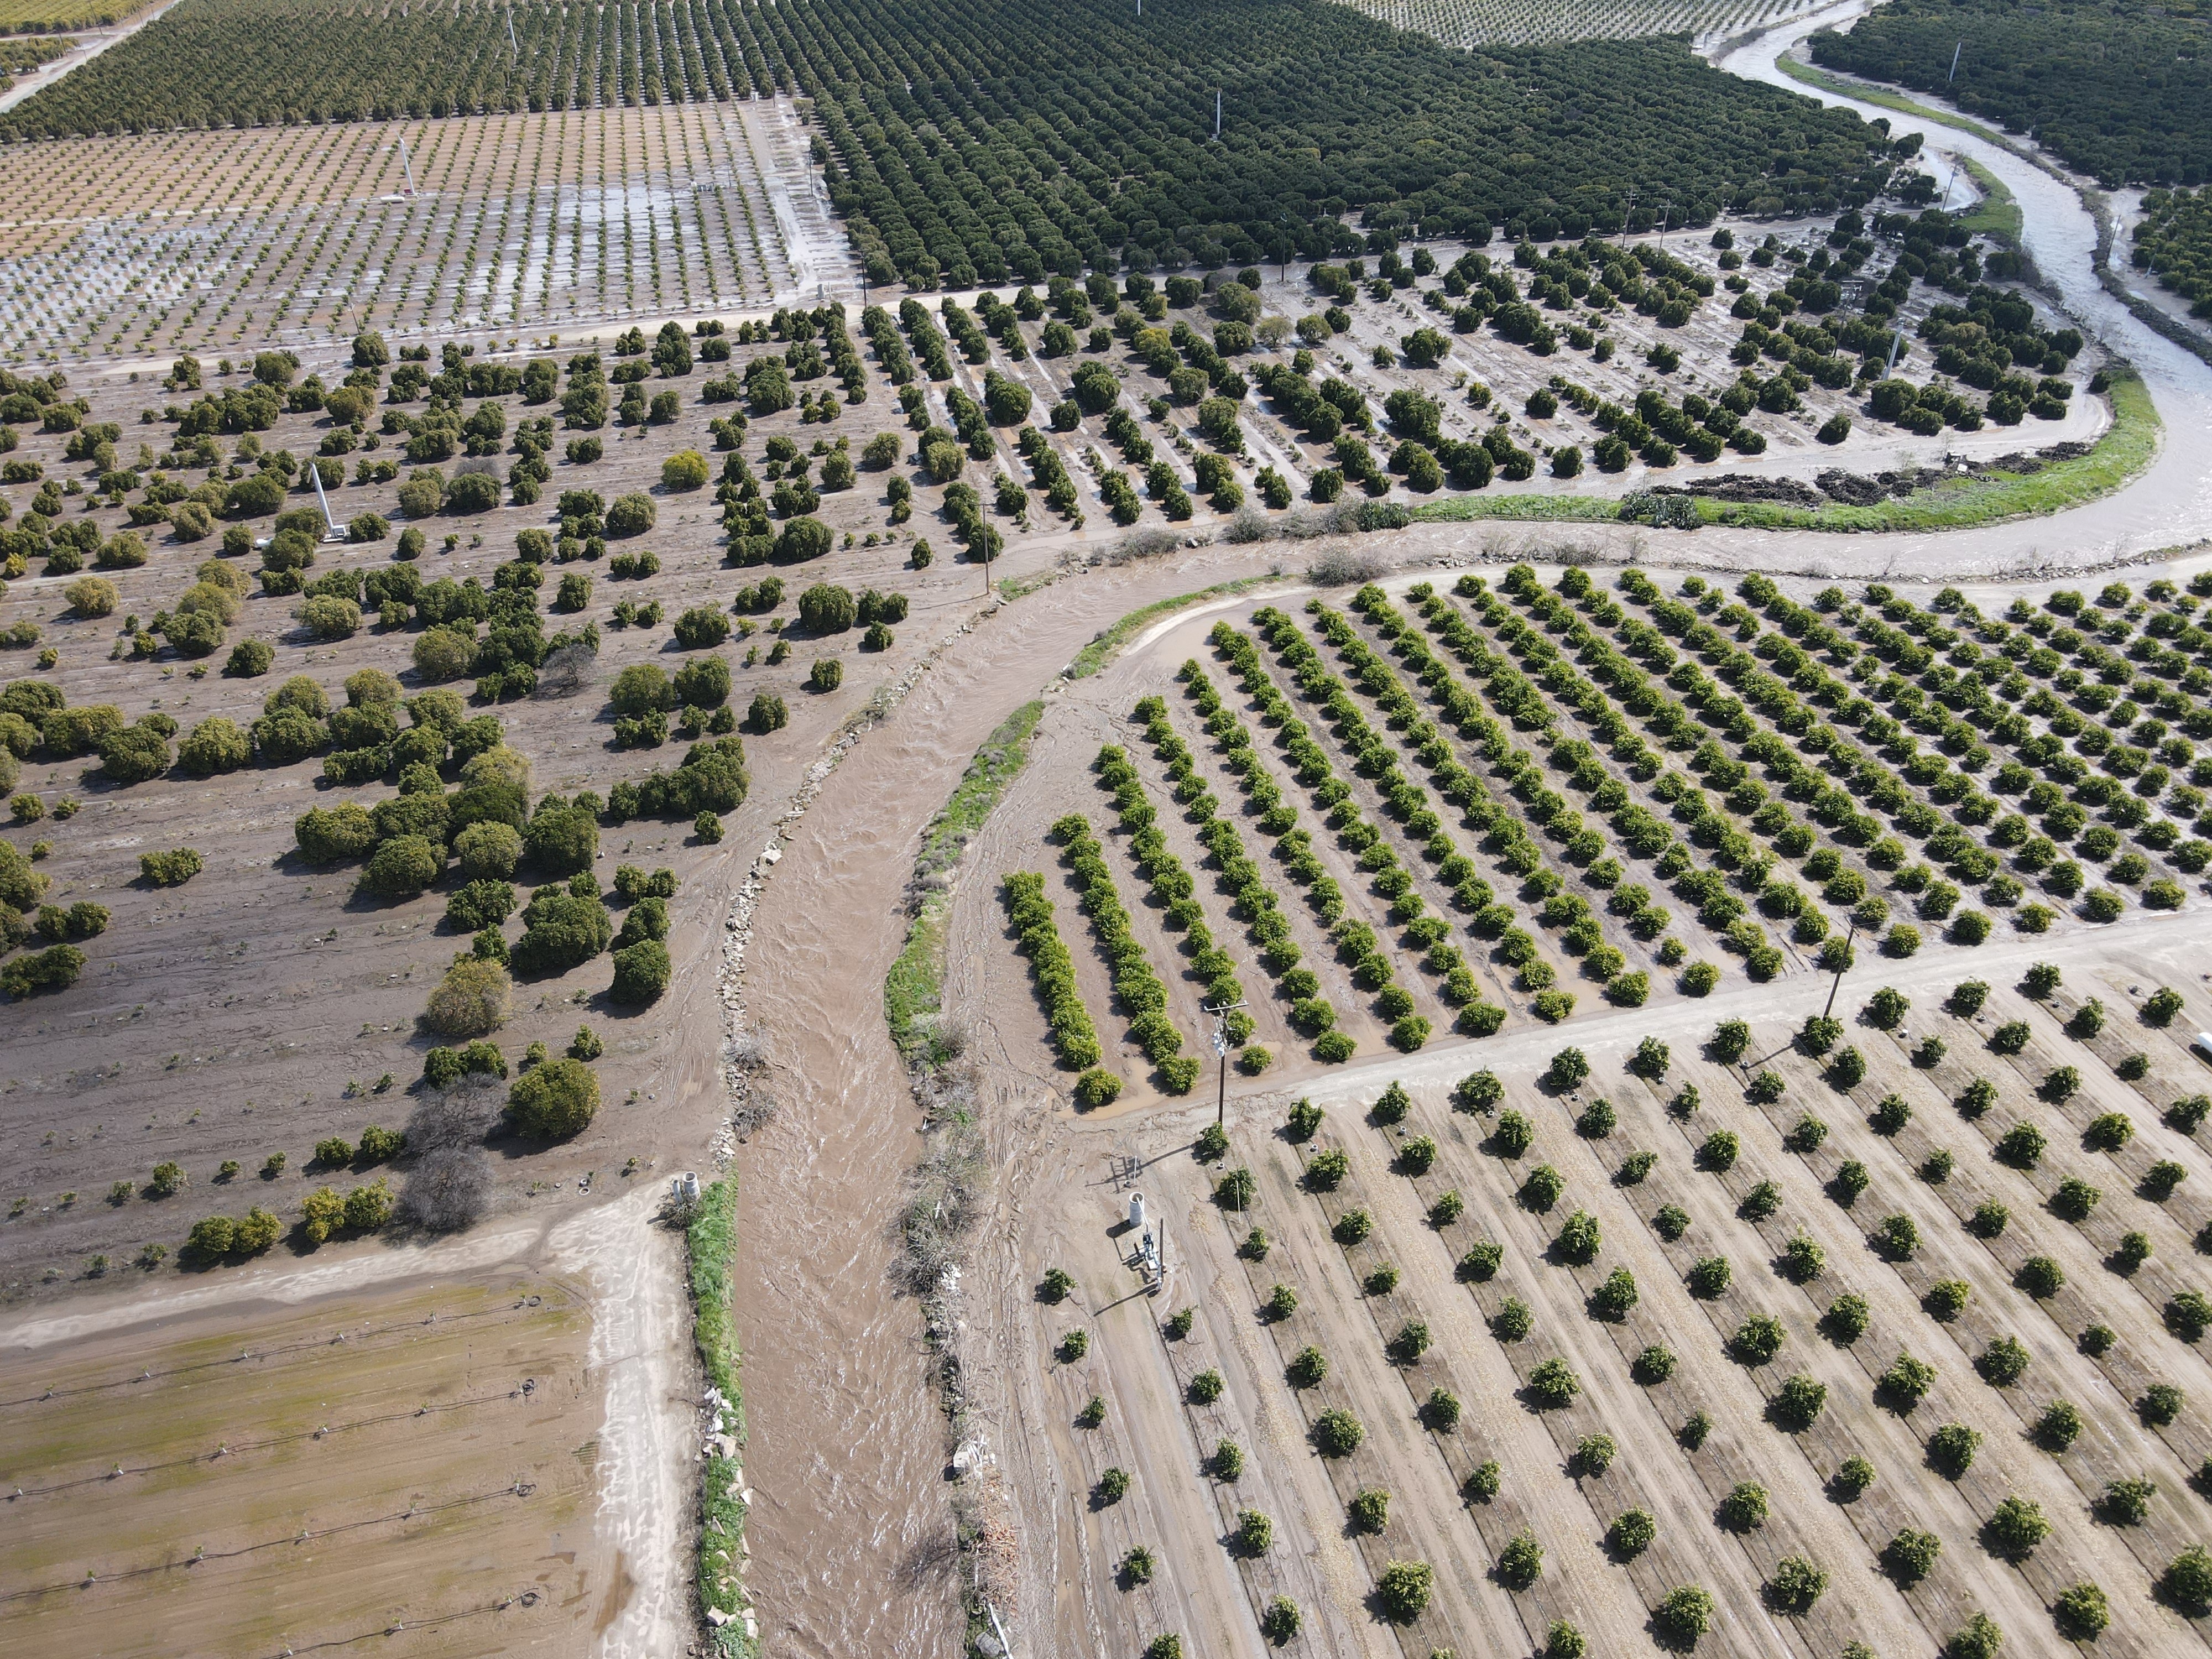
(1204, 999), (1245, 1128)
(309, 460), (341, 538)
(1948, 40), (1962, 84)
(1819, 920), (1861, 1024)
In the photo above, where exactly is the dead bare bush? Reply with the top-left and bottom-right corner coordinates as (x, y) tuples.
(723, 1025), (769, 1074)
(397, 1079), (499, 1230)
(1222, 506), (1270, 544)
(730, 1085), (779, 1139)
(404, 1076), (501, 1151)
(1099, 526), (1182, 565)
(400, 1147), (493, 1231)
(1307, 543), (1395, 588)
(535, 640), (597, 698)
(898, 1056), (987, 1293)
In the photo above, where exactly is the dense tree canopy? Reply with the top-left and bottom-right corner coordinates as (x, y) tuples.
(2135, 186), (2212, 316)
(1812, 0), (2212, 186)
(3, 0), (1897, 290)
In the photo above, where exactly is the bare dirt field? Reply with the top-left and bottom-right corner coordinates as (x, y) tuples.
(0, 1257), (609, 1657)
(927, 565), (2212, 1657)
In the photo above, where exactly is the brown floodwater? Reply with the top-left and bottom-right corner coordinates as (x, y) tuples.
(732, 553), (1273, 1654)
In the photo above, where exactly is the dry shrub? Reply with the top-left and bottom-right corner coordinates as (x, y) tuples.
(535, 640), (597, 698)
(398, 1078), (499, 1231)
(1308, 542), (1395, 587)
(424, 958), (512, 1037)
(723, 1024), (770, 1073)
(1100, 527), (1183, 565)
(1222, 507), (1270, 544)
(899, 1056), (988, 1292)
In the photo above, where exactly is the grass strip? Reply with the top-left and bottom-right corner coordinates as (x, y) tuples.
(1408, 492), (1623, 525)
(1067, 574), (1284, 680)
(1775, 51), (2010, 148)
(1411, 371), (2156, 534)
(686, 1176), (754, 1656)
(1954, 157), (2022, 247)
(884, 700), (1045, 1067)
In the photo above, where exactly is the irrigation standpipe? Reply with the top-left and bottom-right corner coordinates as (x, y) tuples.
(310, 462), (341, 539)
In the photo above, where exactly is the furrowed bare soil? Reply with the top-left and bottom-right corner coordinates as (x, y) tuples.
(937, 572), (2212, 1657)
(0, 1260), (609, 1658)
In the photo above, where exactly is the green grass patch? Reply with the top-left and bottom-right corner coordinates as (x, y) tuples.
(885, 891), (955, 1068)
(1068, 575), (1285, 680)
(686, 1177), (754, 1656)
(996, 567), (1061, 602)
(1412, 371), (2154, 533)
(1411, 492), (1625, 525)
(688, 1177), (742, 1407)
(919, 700), (1045, 878)
(1707, 370), (2155, 530)
(1954, 157), (2022, 247)
(886, 700), (1046, 1067)
(1775, 51), (2010, 148)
